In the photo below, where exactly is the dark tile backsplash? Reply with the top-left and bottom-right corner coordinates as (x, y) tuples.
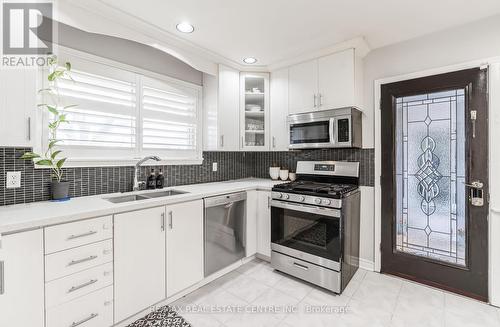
(0, 147), (374, 206)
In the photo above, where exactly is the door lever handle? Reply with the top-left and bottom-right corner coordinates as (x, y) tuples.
(463, 181), (484, 189)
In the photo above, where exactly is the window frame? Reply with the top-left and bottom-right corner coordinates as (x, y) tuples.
(35, 46), (203, 167)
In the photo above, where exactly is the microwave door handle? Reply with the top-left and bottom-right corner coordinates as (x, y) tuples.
(329, 118), (336, 145)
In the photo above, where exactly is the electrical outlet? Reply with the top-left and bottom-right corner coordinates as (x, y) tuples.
(6, 171), (21, 189)
(212, 162), (218, 172)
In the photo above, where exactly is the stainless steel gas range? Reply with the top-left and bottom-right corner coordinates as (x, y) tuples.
(270, 161), (360, 294)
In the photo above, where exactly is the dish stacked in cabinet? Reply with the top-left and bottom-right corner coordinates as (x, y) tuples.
(44, 216), (114, 327)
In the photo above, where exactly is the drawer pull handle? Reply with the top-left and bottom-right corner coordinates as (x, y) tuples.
(67, 231), (97, 241)
(0, 261), (4, 295)
(68, 255), (98, 267)
(70, 313), (98, 327)
(67, 279), (98, 293)
(293, 262), (309, 271)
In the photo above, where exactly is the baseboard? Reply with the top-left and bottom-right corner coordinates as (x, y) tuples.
(359, 258), (375, 271)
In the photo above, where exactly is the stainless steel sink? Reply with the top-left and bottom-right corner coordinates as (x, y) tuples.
(106, 194), (151, 203)
(141, 190), (187, 198)
(105, 189), (188, 203)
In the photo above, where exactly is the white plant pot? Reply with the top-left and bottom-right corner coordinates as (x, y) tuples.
(279, 169), (289, 181)
(269, 167), (280, 180)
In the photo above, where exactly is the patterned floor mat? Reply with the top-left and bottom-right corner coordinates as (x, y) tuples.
(127, 305), (192, 327)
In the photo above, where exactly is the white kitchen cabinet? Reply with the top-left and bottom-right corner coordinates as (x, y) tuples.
(0, 68), (37, 147)
(245, 190), (258, 257)
(270, 68), (290, 151)
(114, 206), (166, 323)
(217, 65), (240, 151)
(0, 229), (44, 327)
(257, 191), (272, 258)
(318, 49), (356, 110)
(240, 72), (270, 150)
(288, 59), (318, 114)
(288, 48), (362, 114)
(166, 200), (204, 297)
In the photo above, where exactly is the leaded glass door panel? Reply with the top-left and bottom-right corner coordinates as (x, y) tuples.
(381, 68), (489, 301)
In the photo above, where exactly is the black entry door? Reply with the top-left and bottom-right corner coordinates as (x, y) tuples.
(380, 68), (489, 301)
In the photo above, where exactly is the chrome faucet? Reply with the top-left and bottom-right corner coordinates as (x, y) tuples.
(133, 156), (162, 191)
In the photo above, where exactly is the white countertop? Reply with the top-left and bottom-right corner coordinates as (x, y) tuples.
(0, 178), (283, 234)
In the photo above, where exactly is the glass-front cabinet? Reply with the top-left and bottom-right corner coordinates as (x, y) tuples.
(240, 72), (269, 150)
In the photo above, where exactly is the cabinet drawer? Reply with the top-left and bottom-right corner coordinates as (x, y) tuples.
(46, 286), (113, 327)
(45, 216), (112, 254)
(45, 239), (113, 282)
(46, 262), (113, 309)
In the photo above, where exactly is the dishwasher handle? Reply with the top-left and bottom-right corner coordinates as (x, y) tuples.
(204, 192), (247, 208)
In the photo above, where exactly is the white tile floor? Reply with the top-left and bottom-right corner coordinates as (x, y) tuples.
(171, 259), (500, 327)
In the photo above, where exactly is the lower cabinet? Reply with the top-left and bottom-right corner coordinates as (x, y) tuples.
(166, 200), (204, 297)
(0, 229), (44, 327)
(245, 190), (258, 257)
(114, 206), (166, 323)
(257, 191), (272, 258)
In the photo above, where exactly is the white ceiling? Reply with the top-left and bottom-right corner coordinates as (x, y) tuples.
(97, 0), (500, 67)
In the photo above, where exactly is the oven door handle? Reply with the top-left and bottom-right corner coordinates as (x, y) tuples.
(271, 200), (341, 218)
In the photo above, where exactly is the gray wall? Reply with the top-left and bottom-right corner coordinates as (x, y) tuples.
(41, 19), (203, 85)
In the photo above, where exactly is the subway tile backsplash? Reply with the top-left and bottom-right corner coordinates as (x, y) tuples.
(0, 147), (374, 206)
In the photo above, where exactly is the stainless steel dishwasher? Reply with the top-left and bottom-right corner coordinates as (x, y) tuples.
(204, 192), (247, 277)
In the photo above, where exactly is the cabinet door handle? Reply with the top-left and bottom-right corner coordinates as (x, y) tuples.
(70, 313), (99, 327)
(168, 211), (173, 229)
(313, 94), (317, 108)
(27, 117), (31, 141)
(272, 136), (276, 149)
(241, 136), (244, 148)
(319, 94), (323, 106)
(220, 135), (224, 147)
(161, 212), (165, 231)
(0, 261), (4, 295)
(67, 279), (98, 294)
(68, 255), (98, 267)
(67, 230), (97, 241)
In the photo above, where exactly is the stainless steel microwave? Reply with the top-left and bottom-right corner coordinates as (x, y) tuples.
(288, 107), (362, 149)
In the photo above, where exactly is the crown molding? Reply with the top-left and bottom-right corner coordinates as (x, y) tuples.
(267, 36), (371, 71)
(56, 1), (371, 74)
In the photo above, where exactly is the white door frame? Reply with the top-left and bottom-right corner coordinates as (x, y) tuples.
(373, 56), (500, 306)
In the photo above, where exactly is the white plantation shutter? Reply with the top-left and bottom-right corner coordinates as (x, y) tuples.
(141, 76), (200, 156)
(56, 69), (136, 149)
(43, 51), (202, 165)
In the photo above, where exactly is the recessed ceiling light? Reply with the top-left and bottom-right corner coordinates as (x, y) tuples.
(176, 22), (194, 33)
(243, 57), (257, 64)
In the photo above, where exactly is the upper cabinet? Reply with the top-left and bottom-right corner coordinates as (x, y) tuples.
(203, 65), (240, 151)
(269, 68), (289, 151)
(218, 65), (241, 151)
(288, 48), (362, 114)
(288, 59), (318, 114)
(240, 72), (270, 151)
(0, 69), (37, 147)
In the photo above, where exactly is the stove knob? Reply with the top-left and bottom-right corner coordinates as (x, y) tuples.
(298, 196), (305, 202)
(275, 192), (283, 199)
(283, 194), (290, 199)
(314, 198), (322, 204)
(322, 199), (331, 205)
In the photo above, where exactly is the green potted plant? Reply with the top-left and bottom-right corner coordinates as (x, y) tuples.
(21, 56), (74, 200)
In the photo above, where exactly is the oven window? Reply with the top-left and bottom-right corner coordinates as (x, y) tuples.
(271, 206), (341, 262)
(290, 121), (330, 144)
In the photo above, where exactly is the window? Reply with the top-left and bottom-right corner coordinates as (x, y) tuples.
(41, 51), (202, 166)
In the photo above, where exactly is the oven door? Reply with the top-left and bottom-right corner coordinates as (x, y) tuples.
(289, 118), (335, 149)
(271, 200), (342, 271)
